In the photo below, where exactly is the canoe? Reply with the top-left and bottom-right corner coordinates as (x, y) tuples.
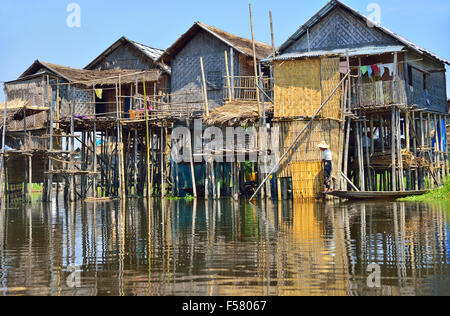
(325, 190), (428, 200)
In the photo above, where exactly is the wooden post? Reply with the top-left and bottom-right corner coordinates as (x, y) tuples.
(161, 121), (165, 198)
(391, 107), (397, 191)
(0, 98), (8, 202)
(363, 118), (373, 191)
(356, 119), (365, 191)
(412, 111), (419, 190)
(427, 112), (433, 188)
(92, 120), (97, 198)
(188, 120), (197, 198)
(69, 100), (75, 202)
(56, 79), (60, 130)
(46, 77), (54, 202)
(200, 58), (209, 116)
(404, 110), (410, 190)
(134, 129), (138, 197)
(445, 115), (449, 178)
(397, 109), (404, 191)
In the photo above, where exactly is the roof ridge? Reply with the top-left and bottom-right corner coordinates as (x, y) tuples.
(197, 21), (272, 49)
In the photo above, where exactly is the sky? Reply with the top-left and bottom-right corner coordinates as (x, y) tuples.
(0, 0), (449, 102)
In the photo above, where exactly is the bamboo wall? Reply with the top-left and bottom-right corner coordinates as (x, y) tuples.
(276, 119), (342, 198)
(273, 57), (341, 120)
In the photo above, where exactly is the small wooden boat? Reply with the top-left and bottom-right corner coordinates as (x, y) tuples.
(325, 190), (428, 200)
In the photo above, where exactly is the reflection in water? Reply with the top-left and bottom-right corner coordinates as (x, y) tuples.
(0, 197), (449, 296)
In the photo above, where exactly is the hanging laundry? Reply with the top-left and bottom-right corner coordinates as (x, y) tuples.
(425, 90), (431, 107)
(95, 89), (103, 99)
(385, 64), (394, 76)
(339, 61), (348, 74)
(378, 64), (385, 77)
(371, 64), (380, 77)
(360, 66), (368, 75)
(367, 66), (373, 78)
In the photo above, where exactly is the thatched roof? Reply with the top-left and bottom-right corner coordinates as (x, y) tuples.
(203, 100), (273, 127)
(15, 60), (161, 87)
(159, 22), (273, 64)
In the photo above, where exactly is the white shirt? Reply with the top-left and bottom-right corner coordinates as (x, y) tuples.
(323, 149), (332, 161)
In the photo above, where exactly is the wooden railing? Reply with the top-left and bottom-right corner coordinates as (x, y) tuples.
(357, 80), (407, 107)
(223, 76), (273, 102)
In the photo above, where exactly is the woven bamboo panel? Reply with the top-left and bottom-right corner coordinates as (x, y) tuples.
(276, 119), (341, 179)
(320, 58), (341, 120)
(274, 59), (321, 118)
(292, 161), (324, 199)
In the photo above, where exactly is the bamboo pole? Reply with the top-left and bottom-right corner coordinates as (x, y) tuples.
(224, 51), (232, 102)
(23, 88), (29, 203)
(115, 82), (123, 198)
(249, 3), (261, 117)
(269, 10), (276, 58)
(188, 121), (197, 198)
(199, 58), (209, 116)
(143, 76), (152, 198)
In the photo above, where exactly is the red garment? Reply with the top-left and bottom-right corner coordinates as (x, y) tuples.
(371, 64), (380, 77)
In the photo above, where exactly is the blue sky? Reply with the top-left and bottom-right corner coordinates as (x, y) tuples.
(0, 0), (449, 102)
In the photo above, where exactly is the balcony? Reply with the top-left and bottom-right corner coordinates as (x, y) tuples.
(223, 76), (273, 102)
(356, 80), (407, 108)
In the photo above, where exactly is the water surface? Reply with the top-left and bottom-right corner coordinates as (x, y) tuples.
(0, 196), (449, 296)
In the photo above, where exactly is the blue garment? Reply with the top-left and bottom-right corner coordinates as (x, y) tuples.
(324, 161), (333, 190)
(425, 90), (431, 107)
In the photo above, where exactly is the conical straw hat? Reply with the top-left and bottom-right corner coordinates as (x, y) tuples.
(317, 141), (329, 149)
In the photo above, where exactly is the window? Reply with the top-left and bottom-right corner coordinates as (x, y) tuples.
(423, 73), (428, 90)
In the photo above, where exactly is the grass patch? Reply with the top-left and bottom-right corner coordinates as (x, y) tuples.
(398, 177), (450, 202)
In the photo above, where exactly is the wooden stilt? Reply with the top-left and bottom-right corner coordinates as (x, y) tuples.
(161, 121), (165, 198)
(391, 107), (397, 191)
(0, 98), (8, 203)
(397, 109), (404, 191)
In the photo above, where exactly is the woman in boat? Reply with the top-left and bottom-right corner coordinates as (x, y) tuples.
(318, 141), (333, 192)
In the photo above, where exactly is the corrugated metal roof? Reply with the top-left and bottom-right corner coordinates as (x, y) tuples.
(129, 40), (164, 62)
(278, 0), (449, 65)
(85, 36), (169, 73)
(264, 45), (405, 62)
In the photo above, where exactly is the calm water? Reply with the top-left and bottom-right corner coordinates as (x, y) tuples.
(0, 196), (449, 296)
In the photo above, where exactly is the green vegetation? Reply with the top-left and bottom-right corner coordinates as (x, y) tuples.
(398, 177), (450, 202)
(166, 194), (195, 201)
